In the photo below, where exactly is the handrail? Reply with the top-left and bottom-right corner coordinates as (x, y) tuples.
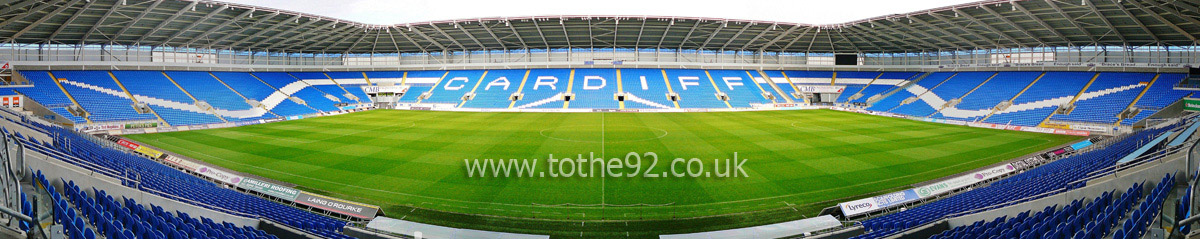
(0, 205), (32, 225)
(0, 135), (48, 239)
(1170, 214), (1200, 238)
(19, 141), (120, 178)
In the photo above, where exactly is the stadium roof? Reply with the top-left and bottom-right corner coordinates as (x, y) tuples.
(1, 0), (1198, 54)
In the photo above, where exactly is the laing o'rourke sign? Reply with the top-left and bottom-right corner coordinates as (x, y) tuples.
(294, 192), (380, 219)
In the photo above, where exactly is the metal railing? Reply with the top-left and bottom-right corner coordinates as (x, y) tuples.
(0, 133), (47, 239)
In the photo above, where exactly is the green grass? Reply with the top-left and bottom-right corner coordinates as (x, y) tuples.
(126, 109), (1079, 238)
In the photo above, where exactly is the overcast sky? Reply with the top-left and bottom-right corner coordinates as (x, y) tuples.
(221, 0), (980, 25)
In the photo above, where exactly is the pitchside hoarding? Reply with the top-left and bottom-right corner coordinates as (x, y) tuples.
(116, 139), (139, 150)
(116, 139), (164, 158)
(838, 198), (878, 217)
(195, 165), (244, 186)
(162, 155), (201, 171)
(915, 164), (1016, 198)
(133, 146), (164, 158)
(841, 163), (1017, 216)
(294, 192), (380, 219)
(237, 177), (301, 201)
(1070, 140), (1094, 150)
(839, 189), (921, 217)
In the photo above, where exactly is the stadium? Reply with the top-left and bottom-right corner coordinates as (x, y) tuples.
(0, 0), (1198, 238)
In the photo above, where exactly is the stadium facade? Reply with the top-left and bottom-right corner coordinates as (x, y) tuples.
(0, 0), (1198, 239)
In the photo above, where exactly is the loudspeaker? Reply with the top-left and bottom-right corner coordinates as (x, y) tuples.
(835, 54), (858, 65)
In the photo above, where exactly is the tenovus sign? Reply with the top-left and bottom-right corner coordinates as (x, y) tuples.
(236, 177), (300, 201)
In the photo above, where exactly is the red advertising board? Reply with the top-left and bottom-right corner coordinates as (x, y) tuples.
(116, 139), (139, 150)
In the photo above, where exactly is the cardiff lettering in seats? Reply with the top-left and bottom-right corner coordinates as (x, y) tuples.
(534, 76), (559, 90)
(485, 77), (511, 91)
(678, 76), (700, 90)
(582, 76), (606, 90)
(443, 77), (470, 90)
(722, 77), (744, 90)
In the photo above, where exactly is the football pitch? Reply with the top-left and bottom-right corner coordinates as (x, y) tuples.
(127, 109), (1080, 237)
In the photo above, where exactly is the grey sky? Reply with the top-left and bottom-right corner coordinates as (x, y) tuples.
(220, 0), (980, 25)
